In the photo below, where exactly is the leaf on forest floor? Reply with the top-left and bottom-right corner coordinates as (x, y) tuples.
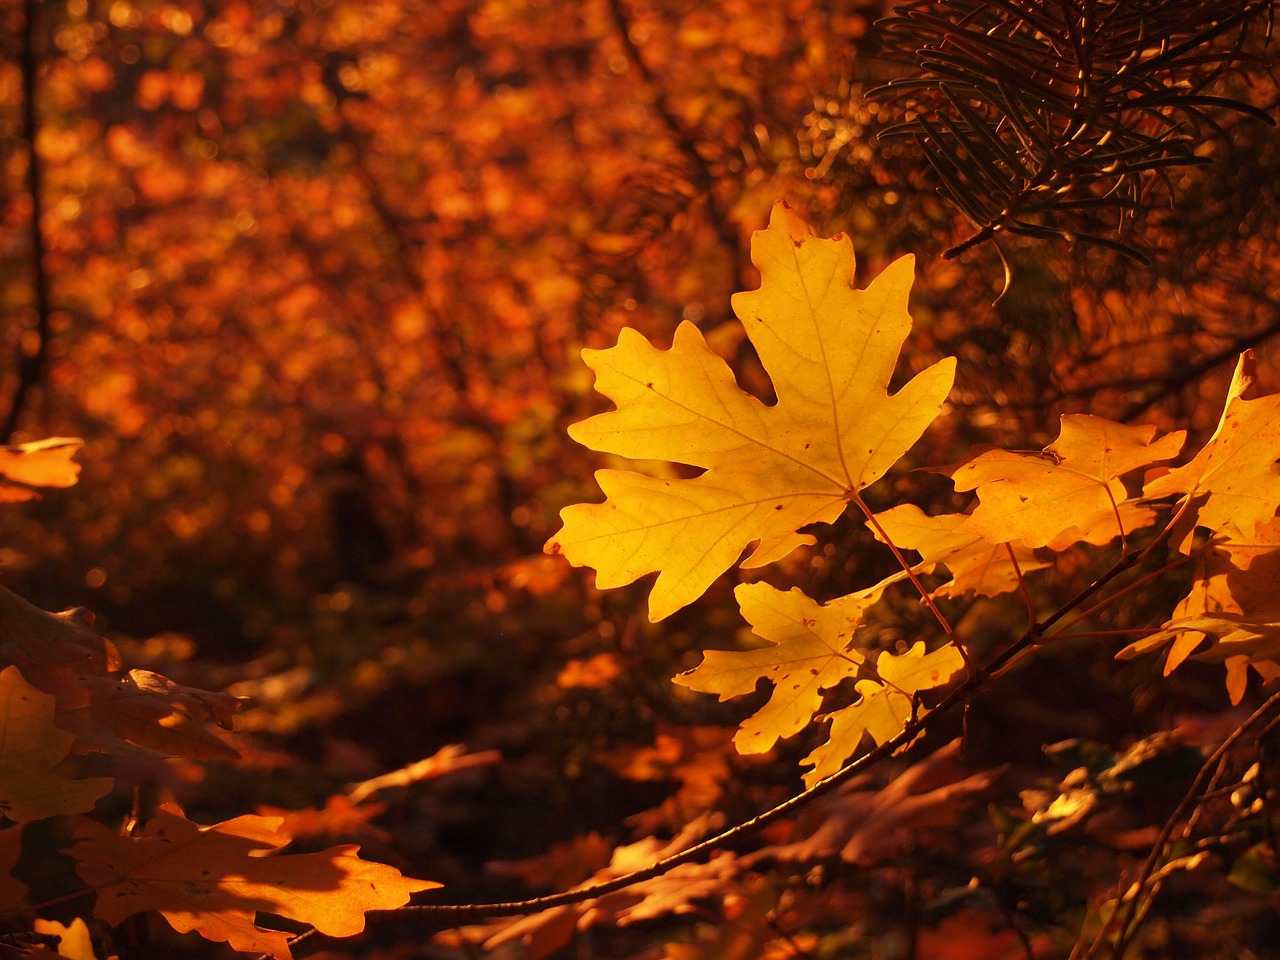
(0, 438), (83, 502)
(950, 414), (1183, 548)
(547, 200), (955, 620)
(71, 803), (439, 959)
(1144, 350), (1280, 547)
(481, 819), (737, 960)
(0, 667), (112, 823)
(0, 586), (242, 762)
(753, 739), (1002, 865)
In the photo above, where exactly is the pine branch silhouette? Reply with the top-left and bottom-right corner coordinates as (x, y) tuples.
(868, 0), (1277, 261)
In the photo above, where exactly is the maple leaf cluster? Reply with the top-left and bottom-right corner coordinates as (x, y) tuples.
(549, 200), (1280, 781)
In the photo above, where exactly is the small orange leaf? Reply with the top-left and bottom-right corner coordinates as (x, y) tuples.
(71, 803), (439, 958)
(0, 438), (83, 501)
(0, 666), (112, 822)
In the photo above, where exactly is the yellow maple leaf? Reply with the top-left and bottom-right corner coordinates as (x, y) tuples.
(546, 201), (955, 620)
(71, 803), (439, 959)
(674, 582), (881, 755)
(0, 666), (112, 823)
(1118, 517), (1280, 702)
(1144, 350), (1280, 546)
(802, 642), (964, 786)
(869, 504), (1049, 599)
(950, 415), (1183, 548)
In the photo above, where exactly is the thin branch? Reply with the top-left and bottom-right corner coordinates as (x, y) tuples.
(1083, 690), (1280, 959)
(283, 545), (1159, 958)
(852, 489), (969, 669)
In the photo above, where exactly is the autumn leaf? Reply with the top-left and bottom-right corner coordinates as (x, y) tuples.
(0, 587), (242, 762)
(1118, 511), (1280, 703)
(547, 201), (955, 620)
(0, 667), (112, 823)
(57, 669), (244, 762)
(870, 504), (1048, 599)
(71, 803), (439, 959)
(757, 739), (1001, 865)
(31, 918), (95, 960)
(1144, 350), (1280, 546)
(484, 819), (736, 959)
(0, 438), (83, 502)
(802, 642), (965, 786)
(345, 744), (501, 804)
(950, 415), (1183, 548)
(674, 582), (882, 755)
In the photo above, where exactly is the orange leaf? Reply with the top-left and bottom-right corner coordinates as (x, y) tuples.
(951, 415), (1182, 547)
(0, 587), (241, 762)
(0, 667), (112, 823)
(0, 438), (83, 502)
(71, 803), (439, 958)
(870, 504), (1049, 599)
(547, 201), (954, 620)
(1144, 350), (1280, 546)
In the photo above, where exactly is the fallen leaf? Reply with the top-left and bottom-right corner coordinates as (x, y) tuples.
(0, 667), (112, 823)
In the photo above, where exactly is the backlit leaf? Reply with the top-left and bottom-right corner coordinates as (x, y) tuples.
(71, 803), (439, 959)
(547, 201), (955, 620)
(870, 504), (1048, 599)
(1144, 351), (1280, 546)
(802, 642), (964, 786)
(951, 415), (1183, 547)
(674, 582), (881, 755)
(0, 438), (83, 502)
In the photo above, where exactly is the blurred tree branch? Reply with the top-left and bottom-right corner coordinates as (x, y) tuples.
(6, 0), (52, 440)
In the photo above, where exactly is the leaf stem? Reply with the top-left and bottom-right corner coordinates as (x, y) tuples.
(851, 490), (969, 670)
(1050, 543), (1203, 637)
(1006, 543), (1037, 631)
